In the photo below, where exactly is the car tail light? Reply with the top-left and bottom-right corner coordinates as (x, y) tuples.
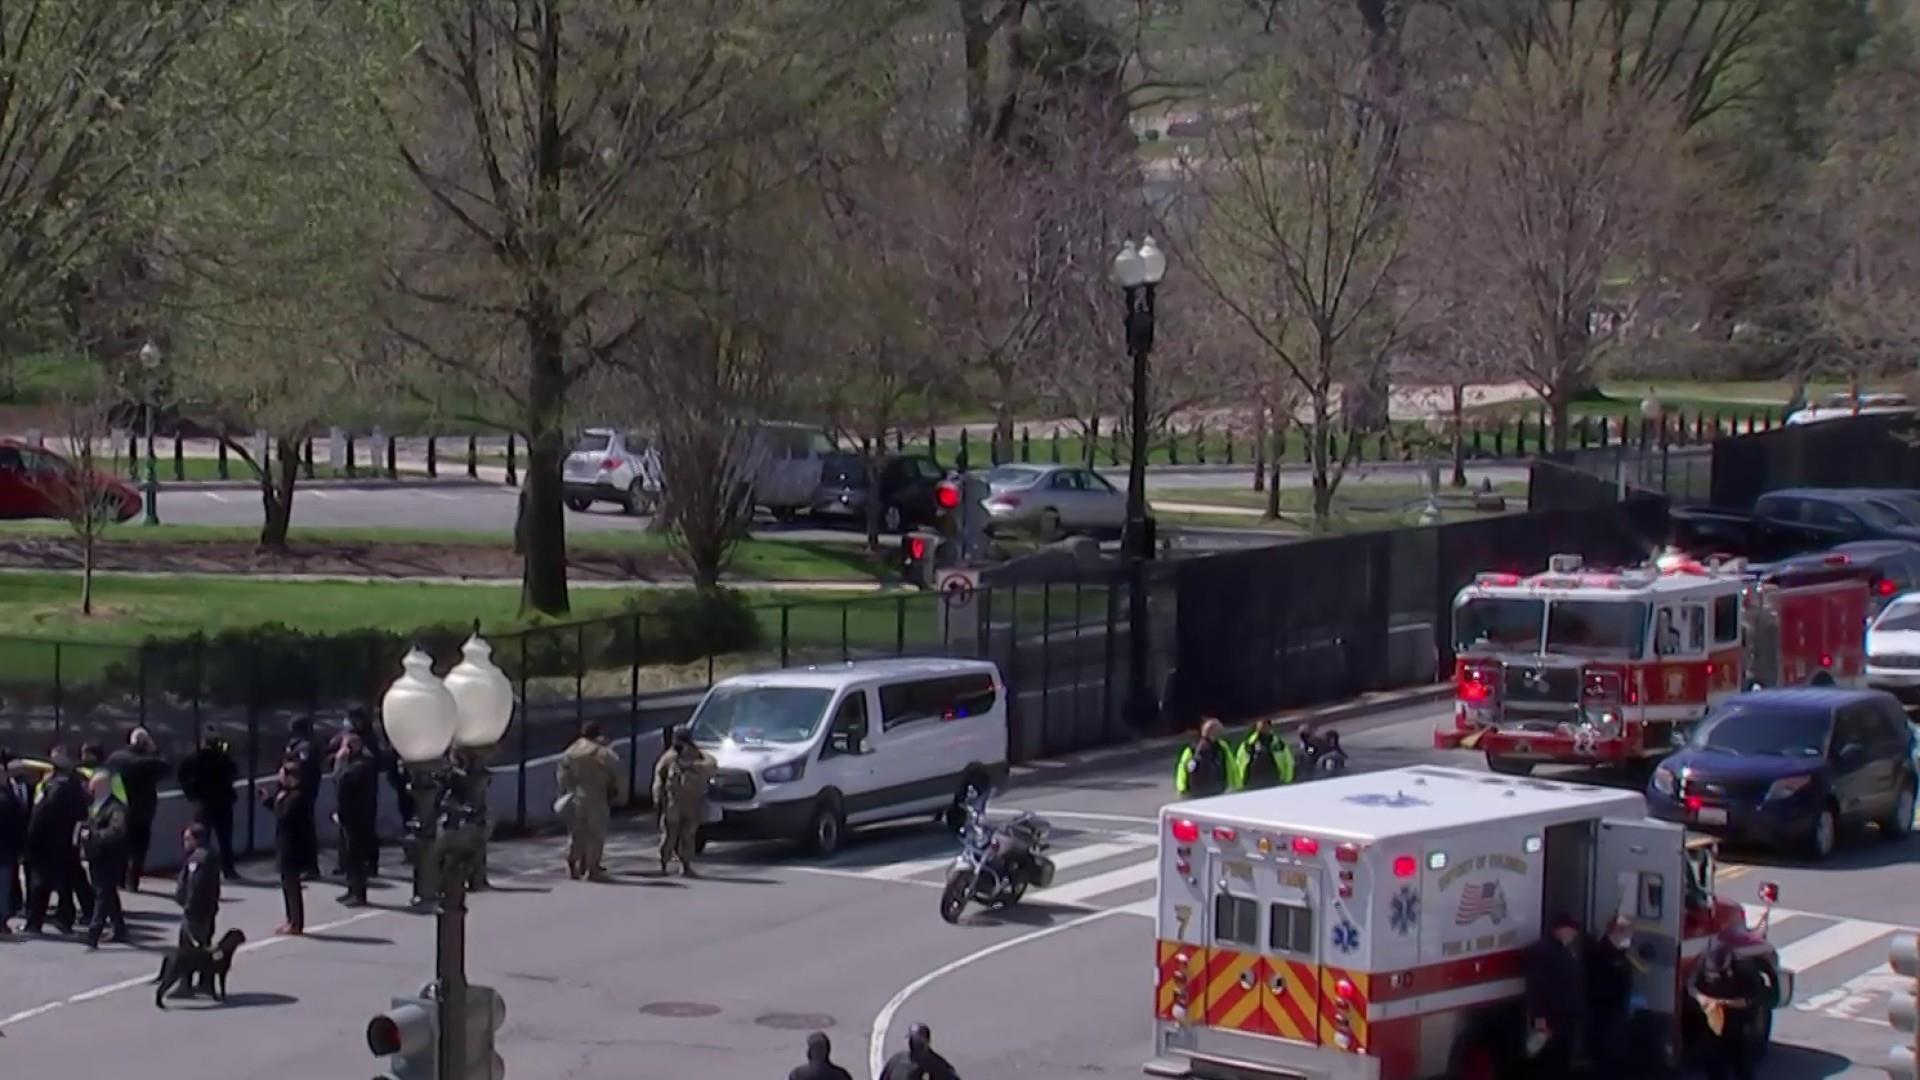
(907, 537), (927, 560)
(1171, 819), (1200, 844)
(1685, 796), (1703, 813)
(599, 456), (622, 470)
(990, 495), (1020, 509)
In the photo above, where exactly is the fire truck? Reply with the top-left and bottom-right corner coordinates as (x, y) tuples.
(1144, 766), (1792, 1080)
(1433, 553), (1868, 774)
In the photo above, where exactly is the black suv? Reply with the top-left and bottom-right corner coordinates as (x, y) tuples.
(809, 453), (945, 533)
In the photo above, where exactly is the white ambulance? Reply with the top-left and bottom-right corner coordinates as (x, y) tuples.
(1145, 765), (1791, 1080)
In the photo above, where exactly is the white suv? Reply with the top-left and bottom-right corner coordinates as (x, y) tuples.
(562, 428), (661, 514)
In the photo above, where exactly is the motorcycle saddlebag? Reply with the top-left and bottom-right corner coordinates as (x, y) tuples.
(1032, 855), (1057, 888)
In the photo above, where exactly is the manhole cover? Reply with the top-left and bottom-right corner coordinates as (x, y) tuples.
(755, 1012), (835, 1031)
(640, 1001), (721, 1018)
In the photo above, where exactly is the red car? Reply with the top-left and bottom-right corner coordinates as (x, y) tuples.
(0, 438), (142, 522)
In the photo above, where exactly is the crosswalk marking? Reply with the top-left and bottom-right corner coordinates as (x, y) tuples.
(1777, 919), (1895, 975)
(1043, 860), (1158, 905)
(1046, 838), (1155, 873)
(863, 854), (960, 881)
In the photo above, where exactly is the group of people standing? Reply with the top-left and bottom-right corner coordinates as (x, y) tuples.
(553, 721), (715, 881)
(1175, 716), (1347, 799)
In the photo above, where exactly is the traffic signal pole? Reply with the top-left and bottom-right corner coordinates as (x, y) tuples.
(1891, 931), (1919, 1079)
(436, 869), (471, 1080)
(1121, 279), (1157, 731)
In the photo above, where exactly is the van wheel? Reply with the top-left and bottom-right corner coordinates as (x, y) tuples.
(694, 827), (710, 855)
(807, 799), (846, 857)
(882, 503), (906, 534)
(1806, 804), (1838, 860)
(772, 507), (797, 525)
(1881, 781), (1916, 840)
(945, 771), (990, 833)
(1486, 754), (1534, 777)
(624, 481), (654, 516)
(1038, 508), (1062, 542)
(564, 496), (591, 512)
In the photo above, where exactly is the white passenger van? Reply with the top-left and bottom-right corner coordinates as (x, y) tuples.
(690, 658), (1010, 855)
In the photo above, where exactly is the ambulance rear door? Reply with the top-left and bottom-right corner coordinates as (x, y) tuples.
(1593, 817), (1685, 1021)
(1255, 847), (1324, 1045)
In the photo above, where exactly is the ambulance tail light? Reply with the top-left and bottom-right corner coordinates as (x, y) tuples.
(1392, 855), (1417, 878)
(1291, 836), (1320, 856)
(1335, 842), (1361, 864)
(1171, 819), (1200, 844)
(1476, 572), (1522, 587)
(1211, 826), (1238, 844)
(1335, 977), (1359, 1005)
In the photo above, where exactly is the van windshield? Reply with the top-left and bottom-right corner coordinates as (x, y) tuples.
(689, 686), (833, 746)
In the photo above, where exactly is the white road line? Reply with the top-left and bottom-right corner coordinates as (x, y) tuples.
(1740, 903), (1812, 929)
(999, 808), (1158, 826)
(1777, 920), (1896, 975)
(867, 906), (1132, 1080)
(861, 855), (959, 881)
(1046, 838), (1154, 873)
(1043, 860), (1158, 906)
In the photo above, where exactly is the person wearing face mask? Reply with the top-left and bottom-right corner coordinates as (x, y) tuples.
(1586, 915), (1640, 1074)
(1523, 914), (1584, 1078)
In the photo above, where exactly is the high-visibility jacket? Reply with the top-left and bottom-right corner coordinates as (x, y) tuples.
(1175, 741), (1230, 797)
(28, 762), (124, 804)
(1231, 731), (1295, 789)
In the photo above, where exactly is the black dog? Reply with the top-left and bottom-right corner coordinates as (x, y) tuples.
(154, 928), (247, 1007)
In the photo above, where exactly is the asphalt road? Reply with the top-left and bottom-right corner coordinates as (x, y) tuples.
(148, 461), (1528, 537)
(3, 697), (1893, 1078)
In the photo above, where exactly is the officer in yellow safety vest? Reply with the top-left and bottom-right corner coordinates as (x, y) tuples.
(1174, 719), (1232, 799)
(1231, 717), (1295, 790)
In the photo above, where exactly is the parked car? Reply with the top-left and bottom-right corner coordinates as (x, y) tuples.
(751, 422), (835, 522)
(1757, 540), (1920, 615)
(1785, 392), (1911, 426)
(1671, 487), (1920, 562)
(808, 452), (945, 533)
(1647, 688), (1918, 859)
(562, 428), (661, 514)
(0, 439), (141, 523)
(1867, 594), (1920, 705)
(979, 463), (1133, 539)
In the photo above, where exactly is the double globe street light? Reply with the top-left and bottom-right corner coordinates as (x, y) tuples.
(1110, 236), (1167, 730)
(378, 634), (514, 1080)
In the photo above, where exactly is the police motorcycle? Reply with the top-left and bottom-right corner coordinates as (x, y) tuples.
(938, 790), (1055, 924)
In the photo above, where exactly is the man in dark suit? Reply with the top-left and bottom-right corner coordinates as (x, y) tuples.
(332, 734), (379, 906)
(0, 751), (31, 932)
(24, 745), (93, 934)
(172, 822), (224, 998)
(81, 771), (130, 949)
(178, 729), (240, 880)
(105, 727), (170, 892)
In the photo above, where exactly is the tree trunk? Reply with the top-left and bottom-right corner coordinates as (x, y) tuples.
(1084, 415), (1099, 468)
(258, 436), (300, 549)
(1266, 415), (1284, 518)
(864, 441), (883, 550)
(1252, 405), (1268, 492)
(1309, 399), (1333, 527)
(1547, 391), (1571, 454)
(81, 529), (94, 616)
(1450, 384), (1468, 488)
(519, 3), (571, 617)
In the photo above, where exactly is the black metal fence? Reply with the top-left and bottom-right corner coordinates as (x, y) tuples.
(1709, 413), (1920, 509)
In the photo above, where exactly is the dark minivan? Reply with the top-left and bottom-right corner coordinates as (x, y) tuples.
(1647, 688), (1917, 859)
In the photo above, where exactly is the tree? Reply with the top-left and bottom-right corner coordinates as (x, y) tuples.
(383, 0), (902, 614)
(163, 1), (406, 549)
(31, 389), (129, 616)
(1184, 10), (1412, 527)
(1417, 13), (1689, 451)
(1805, 20), (1920, 393)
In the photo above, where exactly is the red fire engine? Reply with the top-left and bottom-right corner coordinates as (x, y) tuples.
(1434, 553), (1868, 774)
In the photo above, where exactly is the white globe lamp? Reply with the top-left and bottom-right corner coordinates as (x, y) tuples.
(444, 634), (514, 749)
(381, 648), (458, 765)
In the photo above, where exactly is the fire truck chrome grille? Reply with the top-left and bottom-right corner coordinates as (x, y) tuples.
(1501, 664), (1581, 705)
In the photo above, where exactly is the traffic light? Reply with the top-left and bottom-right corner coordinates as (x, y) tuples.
(933, 473), (990, 560)
(1891, 932), (1920, 1080)
(902, 530), (940, 589)
(458, 984), (508, 1080)
(369, 996), (438, 1080)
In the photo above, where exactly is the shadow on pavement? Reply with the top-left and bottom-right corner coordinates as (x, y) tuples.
(1760, 1043), (1855, 1079)
(215, 991), (299, 1010)
(966, 904), (1072, 929)
(302, 932), (390, 946)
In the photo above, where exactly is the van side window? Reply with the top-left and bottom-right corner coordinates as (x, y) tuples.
(1213, 893), (1258, 948)
(1636, 873), (1664, 920)
(1712, 595), (1739, 645)
(879, 674), (998, 732)
(823, 693), (869, 758)
(1268, 902), (1313, 955)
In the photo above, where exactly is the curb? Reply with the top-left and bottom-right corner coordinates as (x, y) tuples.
(1007, 682), (1453, 787)
(166, 477), (497, 492)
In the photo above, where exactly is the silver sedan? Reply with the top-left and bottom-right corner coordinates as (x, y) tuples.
(979, 463), (1136, 539)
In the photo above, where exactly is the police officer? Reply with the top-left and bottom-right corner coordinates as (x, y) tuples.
(178, 728), (240, 880)
(80, 771), (130, 949)
(285, 717), (323, 879)
(0, 751), (31, 933)
(172, 823), (222, 999)
(788, 1031), (854, 1080)
(1174, 719), (1230, 799)
(23, 745), (93, 934)
(1690, 936), (1762, 1080)
(652, 727), (714, 877)
(105, 727), (169, 891)
(880, 1023), (959, 1080)
(331, 734), (379, 907)
(1233, 717), (1295, 789)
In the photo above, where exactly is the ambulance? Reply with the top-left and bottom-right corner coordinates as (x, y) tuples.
(1435, 553), (1867, 775)
(1145, 766), (1791, 1080)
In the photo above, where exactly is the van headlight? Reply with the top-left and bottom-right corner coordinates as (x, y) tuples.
(1652, 766), (1677, 797)
(762, 758), (806, 785)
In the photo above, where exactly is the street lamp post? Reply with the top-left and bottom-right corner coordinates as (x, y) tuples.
(138, 341), (161, 525)
(381, 636), (514, 1079)
(1110, 236), (1167, 730)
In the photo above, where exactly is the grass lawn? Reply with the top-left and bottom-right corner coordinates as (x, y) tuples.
(118, 458), (424, 483)
(1156, 481), (1525, 534)
(0, 522), (893, 583)
(1164, 480), (1526, 512)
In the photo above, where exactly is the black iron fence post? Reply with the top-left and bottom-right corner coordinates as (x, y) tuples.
(302, 437), (315, 480)
(245, 654), (260, 856)
(780, 606), (790, 667)
(468, 435), (479, 478)
(218, 439), (230, 480)
(173, 433), (185, 481)
(386, 436), (398, 479)
(1102, 577), (1118, 740)
(1040, 582), (1052, 755)
(52, 642), (63, 743)
(574, 624), (586, 728)
(628, 613), (641, 803)
(895, 594), (907, 655)
(841, 604), (850, 662)
(505, 435), (518, 487)
(345, 433), (357, 477)
(516, 635), (530, 829)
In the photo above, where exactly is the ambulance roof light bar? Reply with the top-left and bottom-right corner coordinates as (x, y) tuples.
(1547, 554), (1583, 573)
